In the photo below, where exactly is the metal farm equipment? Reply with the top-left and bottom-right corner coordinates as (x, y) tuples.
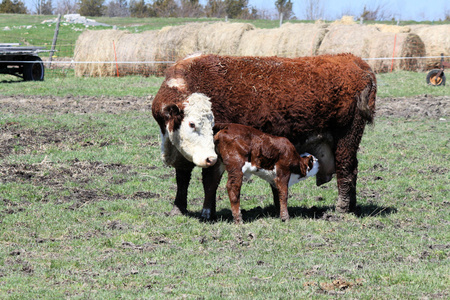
(0, 43), (45, 81)
(426, 53), (449, 86)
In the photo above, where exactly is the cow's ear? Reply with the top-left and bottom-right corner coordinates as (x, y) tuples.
(163, 104), (181, 119)
(163, 104), (184, 131)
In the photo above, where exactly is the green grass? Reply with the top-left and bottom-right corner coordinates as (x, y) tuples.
(1, 70), (449, 98)
(377, 71), (450, 97)
(0, 72), (164, 97)
(0, 98), (448, 298)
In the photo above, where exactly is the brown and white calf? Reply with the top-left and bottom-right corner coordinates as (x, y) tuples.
(213, 123), (319, 224)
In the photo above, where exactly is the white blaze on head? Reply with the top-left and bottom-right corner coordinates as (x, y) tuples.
(166, 93), (217, 168)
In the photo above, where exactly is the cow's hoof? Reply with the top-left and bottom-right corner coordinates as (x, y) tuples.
(200, 208), (217, 222)
(335, 205), (349, 213)
(335, 202), (356, 213)
(166, 206), (186, 216)
(201, 208), (211, 219)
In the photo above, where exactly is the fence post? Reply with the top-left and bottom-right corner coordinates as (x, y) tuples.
(390, 34), (397, 72)
(279, 13), (283, 27)
(48, 14), (61, 68)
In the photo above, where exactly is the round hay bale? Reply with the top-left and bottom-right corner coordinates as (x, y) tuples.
(154, 23), (205, 62)
(409, 25), (450, 69)
(318, 25), (425, 72)
(115, 30), (159, 76)
(74, 29), (128, 77)
(196, 22), (255, 55)
(237, 23), (329, 57)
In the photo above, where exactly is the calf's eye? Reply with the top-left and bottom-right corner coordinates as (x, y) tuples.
(189, 122), (196, 129)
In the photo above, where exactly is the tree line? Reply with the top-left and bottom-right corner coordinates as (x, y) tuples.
(0, 0), (295, 20)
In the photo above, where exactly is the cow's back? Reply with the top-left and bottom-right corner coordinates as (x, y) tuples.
(164, 53), (376, 141)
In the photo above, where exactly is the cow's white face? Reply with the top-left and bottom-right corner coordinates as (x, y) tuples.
(163, 93), (217, 168)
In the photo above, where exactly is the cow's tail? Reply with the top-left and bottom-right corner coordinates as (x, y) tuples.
(356, 73), (377, 124)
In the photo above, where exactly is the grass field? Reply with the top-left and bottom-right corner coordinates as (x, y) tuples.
(0, 69), (449, 298)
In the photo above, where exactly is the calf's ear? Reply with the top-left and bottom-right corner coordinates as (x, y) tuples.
(163, 104), (184, 131)
(307, 156), (315, 171)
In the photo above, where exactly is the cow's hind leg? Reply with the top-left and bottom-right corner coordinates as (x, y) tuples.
(335, 114), (367, 213)
(201, 163), (224, 220)
(170, 166), (194, 215)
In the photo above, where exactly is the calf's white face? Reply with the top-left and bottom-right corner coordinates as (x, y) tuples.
(164, 93), (217, 168)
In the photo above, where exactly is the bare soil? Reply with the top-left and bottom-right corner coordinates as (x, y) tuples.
(0, 94), (448, 117)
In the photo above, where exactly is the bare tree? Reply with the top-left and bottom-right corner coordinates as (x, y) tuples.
(443, 8), (450, 21)
(204, 0), (227, 18)
(275, 0), (294, 20)
(150, 0), (179, 17)
(55, 0), (78, 14)
(303, 0), (324, 20)
(360, 2), (392, 21)
(177, 0), (203, 17)
(105, 0), (129, 17)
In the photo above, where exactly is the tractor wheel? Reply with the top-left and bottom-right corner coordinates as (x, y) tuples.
(426, 69), (446, 86)
(23, 56), (45, 81)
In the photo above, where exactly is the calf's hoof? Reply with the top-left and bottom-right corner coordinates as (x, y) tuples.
(281, 215), (290, 222)
(233, 215), (243, 225)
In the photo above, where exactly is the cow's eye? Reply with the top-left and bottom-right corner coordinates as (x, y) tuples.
(189, 122), (196, 129)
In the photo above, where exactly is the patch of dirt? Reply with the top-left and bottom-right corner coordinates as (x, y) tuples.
(376, 95), (449, 119)
(0, 94), (449, 118)
(0, 95), (154, 114)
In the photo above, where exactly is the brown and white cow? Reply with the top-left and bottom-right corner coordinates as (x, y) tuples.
(213, 123), (319, 224)
(151, 53), (377, 219)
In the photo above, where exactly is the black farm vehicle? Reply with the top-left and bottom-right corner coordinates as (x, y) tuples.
(0, 43), (45, 81)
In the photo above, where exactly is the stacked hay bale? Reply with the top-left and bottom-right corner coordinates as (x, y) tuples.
(237, 22), (329, 57)
(409, 25), (450, 69)
(74, 20), (431, 77)
(318, 24), (425, 72)
(74, 22), (254, 77)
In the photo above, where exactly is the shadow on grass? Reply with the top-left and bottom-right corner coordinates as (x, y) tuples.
(189, 203), (398, 224)
(0, 78), (23, 83)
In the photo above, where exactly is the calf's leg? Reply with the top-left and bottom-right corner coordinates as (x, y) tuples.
(226, 171), (244, 224)
(270, 185), (280, 215)
(274, 177), (290, 221)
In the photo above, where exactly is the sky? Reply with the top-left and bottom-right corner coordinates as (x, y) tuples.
(204, 0), (449, 22)
(23, 0), (449, 21)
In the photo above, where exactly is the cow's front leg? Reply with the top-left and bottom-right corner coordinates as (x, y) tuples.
(170, 166), (194, 215)
(201, 163), (224, 220)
